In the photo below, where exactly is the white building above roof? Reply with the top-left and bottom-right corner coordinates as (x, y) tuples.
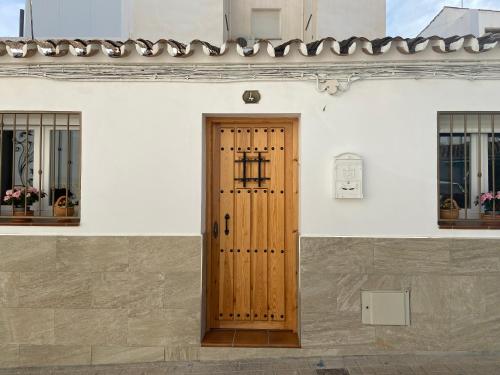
(23, 0), (386, 44)
(419, 6), (500, 38)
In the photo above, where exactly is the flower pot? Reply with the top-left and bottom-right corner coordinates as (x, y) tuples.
(11, 207), (34, 223)
(13, 207), (34, 217)
(481, 212), (500, 221)
(53, 196), (75, 217)
(440, 198), (460, 220)
(54, 206), (75, 217)
(440, 208), (459, 220)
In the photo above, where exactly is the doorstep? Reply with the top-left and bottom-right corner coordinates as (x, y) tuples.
(201, 329), (300, 348)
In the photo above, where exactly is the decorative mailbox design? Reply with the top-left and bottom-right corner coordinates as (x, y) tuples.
(334, 153), (363, 199)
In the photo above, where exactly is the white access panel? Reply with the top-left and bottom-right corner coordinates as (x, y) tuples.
(361, 289), (410, 326)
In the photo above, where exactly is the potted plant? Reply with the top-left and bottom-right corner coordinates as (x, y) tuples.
(476, 191), (500, 221)
(2, 187), (46, 216)
(440, 197), (460, 220)
(54, 196), (77, 217)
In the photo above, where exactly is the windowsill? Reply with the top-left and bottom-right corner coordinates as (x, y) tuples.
(0, 217), (80, 226)
(438, 219), (500, 229)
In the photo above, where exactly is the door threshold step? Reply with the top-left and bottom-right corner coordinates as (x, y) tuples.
(202, 329), (300, 348)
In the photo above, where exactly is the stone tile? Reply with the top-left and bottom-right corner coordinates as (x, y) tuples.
(165, 345), (200, 361)
(54, 309), (127, 345)
(0, 308), (54, 344)
(332, 274), (411, 314)
(449, 317), (500, 351)
(0, 345), (19, 368)
(270, 357), (311, 370)
(273, 369), (308, 375)
(301, 270), (337, 314)
(17, 273), (92, 308)
(56, 237), (129, 272)
(129, 237), (201, 273)
(129, 272), (165, 309)
(479, 275), (500, 320)
(374, 239), (450, 274)
(335, 274), (367, 313)
(449, 275), (500, 351)
(0, 237), (56, 272)
(301, 237), (374, 274)
(450, 239), (500, 274)
(91, 272), (129, 308)
(163, 271), (200, 310)
(91, 346), (164, 365)
(410, 275), (450, 320)
(0, 273), (19, 307)
(199, 347), (305, 361)
(302, 311), (374, 349)
(375, 314), (449, 351)
(127, 309), (200, 346)
(91, 272), (165, 309)
(449, 276), (483, 326)
(345, 367), (363, 375)
(19, 345), (91, 367)
(362, 274), (412, 291)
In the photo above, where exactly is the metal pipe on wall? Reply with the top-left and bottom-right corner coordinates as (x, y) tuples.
(19, 9), (25, 38)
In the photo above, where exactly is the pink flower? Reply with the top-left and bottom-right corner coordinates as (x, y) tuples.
(480, 192), (494, 204)
(3, 196), (9, 202)
(12, 191), (21, 199)
(5, 189), (12, 196)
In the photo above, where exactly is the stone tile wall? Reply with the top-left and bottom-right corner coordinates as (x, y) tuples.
(1, 236), (499, 367)
(0, 236), (202, 368)
(300, 237), (500, 355)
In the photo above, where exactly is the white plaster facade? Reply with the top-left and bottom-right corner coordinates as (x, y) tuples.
(0, 69), (499, 238)
(420, 6), (500, 37)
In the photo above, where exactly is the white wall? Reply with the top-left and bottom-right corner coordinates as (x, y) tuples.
(25, 0), (124, 39)
(129, 0), (224, 44)
(316, 0), (386, 39)
(420, 8), (500, 37)
(228, 0), (304, 44)
(479, 10), (500, 35)
(0, 77), (499, 238)
(25, 0), (225, 43)
(24, 0), (389, 43)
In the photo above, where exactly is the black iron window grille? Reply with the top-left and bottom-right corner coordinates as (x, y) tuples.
(438, 112), (500, 229)
(234, 152), (270, 187)
(0, 112), (81, 226)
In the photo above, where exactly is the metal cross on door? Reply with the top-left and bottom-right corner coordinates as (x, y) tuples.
(206, 118), (298, 332)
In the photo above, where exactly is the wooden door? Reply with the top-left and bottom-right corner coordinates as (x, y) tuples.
(206, 117), (298, 332)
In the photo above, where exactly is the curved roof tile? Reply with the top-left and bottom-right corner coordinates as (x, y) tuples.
(0, 34), (499, 59)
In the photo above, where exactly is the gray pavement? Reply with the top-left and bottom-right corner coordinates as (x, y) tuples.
(1, 353), (500, 374)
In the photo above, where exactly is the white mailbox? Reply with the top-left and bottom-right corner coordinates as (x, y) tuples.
(334, 153), (363, 199)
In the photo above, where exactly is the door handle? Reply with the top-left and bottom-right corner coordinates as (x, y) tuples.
(224, 214), (230, 236)
(213, 221), (218, 238)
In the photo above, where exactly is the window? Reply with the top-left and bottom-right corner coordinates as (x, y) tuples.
(485, 27), (500, 35)
(251, 9), (282, 40)
(0, 112), (81, 226)
(438, 112), (500, 228)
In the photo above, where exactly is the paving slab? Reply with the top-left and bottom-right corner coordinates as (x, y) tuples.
(1, 353), (500, 375)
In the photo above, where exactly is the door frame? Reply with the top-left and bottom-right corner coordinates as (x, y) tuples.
(203, 116), (300, 335)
